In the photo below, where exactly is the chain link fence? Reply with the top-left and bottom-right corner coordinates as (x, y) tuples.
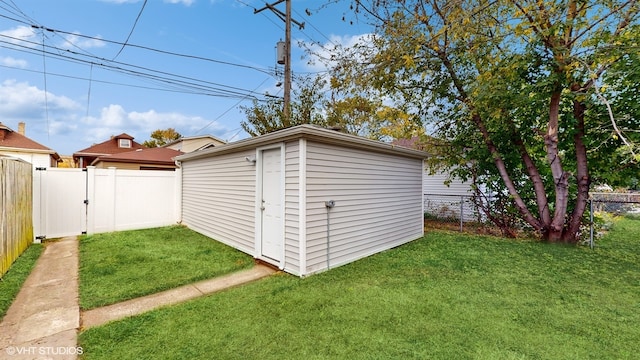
(424, 192), (640, 242)
(588, 192), (640, 247)
(423, 194), (492, 233)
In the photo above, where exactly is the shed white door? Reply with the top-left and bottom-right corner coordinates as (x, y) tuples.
(260, 147), (283, 261)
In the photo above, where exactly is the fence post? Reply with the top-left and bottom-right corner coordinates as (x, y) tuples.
(589, 199), (594, 249)
(32, 166), (43, 241)
(86, 166), (96, 235)
(174, 167), (182, 224)
(460, 195), (464, 232)
(107, 167), (117, 232)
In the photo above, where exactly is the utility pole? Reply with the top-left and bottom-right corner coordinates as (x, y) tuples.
(283, 0), (291, 126)
(254, 0), (304, 127)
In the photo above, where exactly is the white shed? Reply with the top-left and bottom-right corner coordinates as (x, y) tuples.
(176, 125), (426, 276)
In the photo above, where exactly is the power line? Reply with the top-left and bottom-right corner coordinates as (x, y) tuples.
(0, 63), (275, 101)
(85, 63), (93, 120)
(0, 0), (37, 24)
(0, 35), (273, 100)
(0, 13), (275, 76)
(39, 30), (50, 139)
(112, 0), (147, 60)
(195, 76), (272, 135)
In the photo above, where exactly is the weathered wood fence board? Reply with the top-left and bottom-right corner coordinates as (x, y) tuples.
(1, 157), (33, 278)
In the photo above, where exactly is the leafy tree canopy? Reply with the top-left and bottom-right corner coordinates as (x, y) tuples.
(143, 128), (182, 148)
(240, 74), (423, 140)
(323, 0), (640, 242)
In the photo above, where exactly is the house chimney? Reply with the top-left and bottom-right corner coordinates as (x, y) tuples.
(18, 122), (25, 135)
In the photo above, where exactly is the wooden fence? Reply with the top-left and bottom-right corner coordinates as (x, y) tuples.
(1, 157), (33, 278)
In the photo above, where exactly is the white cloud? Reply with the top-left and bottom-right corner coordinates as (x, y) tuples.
(0, 80), (83, 148)
(99, 0), (142, 4)
(101, 104), (128, 127)
(164, 0), (195, 5)
(83, 105), (226, 144)
(61, 32), (106, 50)
(49, 118), (79, 135)
(0, 80), (231, 152)
(0, 26), (37, 46)
(303, 33), (374, 73)
(0, 80), (79, 118)
(0, 57), (28, 68)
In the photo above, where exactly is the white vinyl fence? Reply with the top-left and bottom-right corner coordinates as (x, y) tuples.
(33, 166), (180, 240)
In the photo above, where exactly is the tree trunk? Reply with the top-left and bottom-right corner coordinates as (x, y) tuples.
(563, 99), (590, 243)
(511, 128), (551, 227)
(544, 90), (571, 241)
(471, 114), (543, 232)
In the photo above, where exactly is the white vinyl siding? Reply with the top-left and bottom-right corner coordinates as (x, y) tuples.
(181, 151), (256, 254)
(423, 170), (473, 196)
(304, 142), (423, 274)
(283, 140), (301, 275)
(423, 169), (483, 222)
(0, 151), (53, 169)
(178, 125), (427, 277)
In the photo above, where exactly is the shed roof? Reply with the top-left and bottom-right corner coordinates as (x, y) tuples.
(176, 125), (428, 162)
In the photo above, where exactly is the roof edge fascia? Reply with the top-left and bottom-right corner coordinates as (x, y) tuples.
(176, 125), (427, 162)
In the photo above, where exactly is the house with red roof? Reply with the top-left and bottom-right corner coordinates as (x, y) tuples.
(0, 122), (61, 168)
(91, 147), (184, 171)
(73, 133), (146, 168)
(72, 133), (227, 170)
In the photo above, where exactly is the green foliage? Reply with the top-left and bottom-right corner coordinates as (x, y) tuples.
(240, 75), (328, 136)
(589, 45), (640, 188)
(240, 73), (423, 140)
(329, 0), (640, 241)
(143, 128), (181, 147)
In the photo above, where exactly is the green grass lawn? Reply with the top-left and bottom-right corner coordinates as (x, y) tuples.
(0, 244), (43, 319)
(79, 217), (640, 359)
(79, 225), (253, 310)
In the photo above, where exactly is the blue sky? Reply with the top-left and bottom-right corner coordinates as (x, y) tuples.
(0, 0), (370, 155)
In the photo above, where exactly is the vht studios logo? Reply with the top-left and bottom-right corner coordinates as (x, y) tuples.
(5, 346), (84, 356)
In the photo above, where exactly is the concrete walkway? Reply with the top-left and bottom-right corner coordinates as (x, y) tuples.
(0, 236), (79, 360)
(81, 264), (276, 329)
(0, 236), (277, 360)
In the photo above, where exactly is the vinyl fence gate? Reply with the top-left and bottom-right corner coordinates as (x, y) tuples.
(33, 167), (87, 240)
(32, 167), (181, 241)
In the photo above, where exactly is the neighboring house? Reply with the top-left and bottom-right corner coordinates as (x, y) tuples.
(163, 134), (226, 153)
(392, 137), (483, 221)
(0, 122), (61, 168)
(91, 147), (184, 170)
(176, 124), (427, 277)
(73, 133), (145, 168)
